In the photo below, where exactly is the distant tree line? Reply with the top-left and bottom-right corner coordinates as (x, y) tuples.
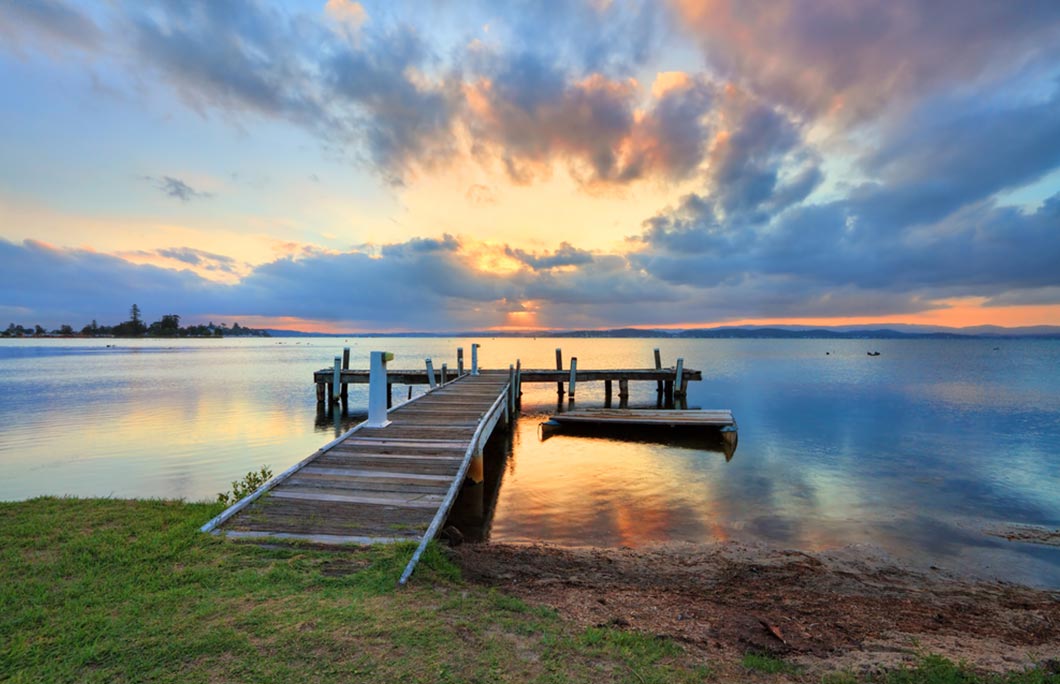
(2, 304), (270, 338)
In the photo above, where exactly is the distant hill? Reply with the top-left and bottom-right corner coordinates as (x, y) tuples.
(262, 325), (1060, 339)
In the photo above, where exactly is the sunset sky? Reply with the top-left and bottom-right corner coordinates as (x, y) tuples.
(2, 0), (1060, 332)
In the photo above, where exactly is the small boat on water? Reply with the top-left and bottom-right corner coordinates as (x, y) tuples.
(867, 351), (881, 356)
(540, 408), (738, 459)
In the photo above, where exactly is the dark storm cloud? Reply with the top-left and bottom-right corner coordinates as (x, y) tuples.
(122, 0), (461, 182)
(673, 0), (1060, 121)
(0, 239), (221, 326)
(504, 242), (593, 271)
(325, 26), (463, 180)
(852, 89), (1060, 229)
(0, 0), (102, 52)
(635, 186), (1060, 304)
(125, 0), (321, 119)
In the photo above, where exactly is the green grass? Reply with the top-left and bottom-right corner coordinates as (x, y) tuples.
(823, 656), (1060, 684)
(0, 497), (694, 683)
(1, 498), (1058, 684)
(742, 651), (801, 675)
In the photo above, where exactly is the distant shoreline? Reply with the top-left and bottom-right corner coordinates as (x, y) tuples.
(258, 325), (1060, 340)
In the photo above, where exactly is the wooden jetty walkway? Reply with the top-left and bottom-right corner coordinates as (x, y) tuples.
(202, 368), (512, 584)
(206, 346), (710, 583)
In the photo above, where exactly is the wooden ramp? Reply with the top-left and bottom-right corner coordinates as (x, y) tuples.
(202, 373), (511, 573)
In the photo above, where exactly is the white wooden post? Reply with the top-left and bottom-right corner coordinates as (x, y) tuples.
(569, 357), (578, 399)
(471, 343), (480, 375)
(368, 351), (393, 427)
(674, 357), (684, 398)
(425, 358), (437, 389)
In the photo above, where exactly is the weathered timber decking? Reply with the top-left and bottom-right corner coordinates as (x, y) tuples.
(202, 373), (511, 548)
(314, 367), (702, 386)
(550, 408), (736, 428)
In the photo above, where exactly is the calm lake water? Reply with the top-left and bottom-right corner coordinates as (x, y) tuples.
(2, 337), (1059, 586)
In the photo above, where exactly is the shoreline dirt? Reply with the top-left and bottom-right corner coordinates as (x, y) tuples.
(454, 540), (1060, 675)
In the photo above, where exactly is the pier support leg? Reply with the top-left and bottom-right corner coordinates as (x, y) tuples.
(327, 381), (334, 405)
(388, 383), (394, 409)
(457, 347), (464, 376)
(515, 359), (522, 409)
(654, 348), (663, 395)
(441, 363), (448, 385)
(341, 347), (350, 401)
(618, 378), (629, 408)
(467, 447), (484, 485)
(315, 382), (325, 404)
(674, 358), (686, 399)
(507, 364), (516, 419)
(568, 357), (578, 402)
(604, 379), (612, 407)
(555, 348), (564, 396)
(664, 379), (674, 407)
(332, 357), (341, 404)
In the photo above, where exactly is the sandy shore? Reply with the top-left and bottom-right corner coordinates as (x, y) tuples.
(455, 540), (1060, 675)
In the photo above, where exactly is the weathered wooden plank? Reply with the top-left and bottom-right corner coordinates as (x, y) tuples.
(341, 437), (470, 446)
(299, 466), (454, 482)
(326, 443), (468, 453)
(270, 490), (441, 508)
(317, 452), (462, 463)
(223, 371), (512, 556)
(224, 531), (413, 544)
(286, 476), (448, 495)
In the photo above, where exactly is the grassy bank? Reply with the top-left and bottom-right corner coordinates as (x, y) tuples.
(0, 498), (1056, 683)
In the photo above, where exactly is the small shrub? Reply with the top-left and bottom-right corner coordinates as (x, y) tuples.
(216, 465), (273, 506)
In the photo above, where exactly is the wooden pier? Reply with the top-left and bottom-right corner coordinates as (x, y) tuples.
(206, 347), (711, 583)
(314, 346), (702, 406)
(202, 371), (512, 583)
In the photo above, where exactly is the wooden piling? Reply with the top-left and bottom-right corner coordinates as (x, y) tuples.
(674, 358), (685, 398)
(555, 348), (564, 396)
(316, 382), (325, 404)
(664, 379), (674, 406)
(441, 363), (448, 385)
(568, 357), (578, 399)
(331, 357), (341, 404)
(508, 364), (516, 417)
(341, 347), (350, 400)
(654, 348), (663, 394)
(515, 359), (522, 408)
(425, 358), (437, 389)
(457, 347), (464, 376)
(618, 378), (629, 408)
(604, 379), (612, 406)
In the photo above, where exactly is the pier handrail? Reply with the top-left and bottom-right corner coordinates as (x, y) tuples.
(397, 380), (510, 586)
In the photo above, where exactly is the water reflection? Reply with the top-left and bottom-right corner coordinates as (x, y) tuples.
(2, 337), (1059, 586)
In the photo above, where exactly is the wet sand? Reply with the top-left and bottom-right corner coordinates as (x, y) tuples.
(455, 540), (1060, 675)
